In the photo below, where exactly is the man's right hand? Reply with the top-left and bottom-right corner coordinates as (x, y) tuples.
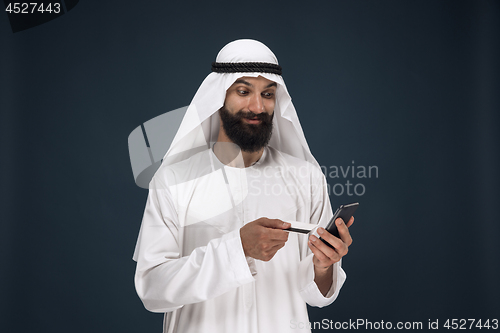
(240, 218), (291, 261)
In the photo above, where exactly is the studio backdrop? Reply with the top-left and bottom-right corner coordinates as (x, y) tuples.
(0, 1), (498, 332)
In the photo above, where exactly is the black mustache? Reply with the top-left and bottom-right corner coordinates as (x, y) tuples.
(236, 111), (271, 121)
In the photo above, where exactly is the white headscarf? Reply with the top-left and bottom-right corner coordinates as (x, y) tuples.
(160, 39), (320, 172)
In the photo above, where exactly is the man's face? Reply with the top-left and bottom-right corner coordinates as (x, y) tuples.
(219, 76), (277, 152)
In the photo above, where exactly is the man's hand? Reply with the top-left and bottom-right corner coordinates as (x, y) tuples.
(240, 218), (291, 261)
(308, 216), (354, 295)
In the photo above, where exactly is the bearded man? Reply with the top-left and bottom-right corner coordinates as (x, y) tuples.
(133, 39), (354, 333)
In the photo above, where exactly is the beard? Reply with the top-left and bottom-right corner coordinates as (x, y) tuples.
(219, 106), (274, 153)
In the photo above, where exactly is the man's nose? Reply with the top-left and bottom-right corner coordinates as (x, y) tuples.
(247, 94), (265, 114)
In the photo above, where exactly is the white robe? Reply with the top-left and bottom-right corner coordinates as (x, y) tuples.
(133, 146), (346, 333)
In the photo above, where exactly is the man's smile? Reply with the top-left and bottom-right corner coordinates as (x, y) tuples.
(243, 118), (262, 124)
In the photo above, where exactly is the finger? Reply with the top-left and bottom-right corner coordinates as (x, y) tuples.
(316, 227), (342, 249)
(336, 219), (353, 246)
(346, 216), (354, 228)
(308, 238), (329, 262)
(309, 234), (338, 259)
(309, 237), (340, 263)
(316, 228), (349, 256)
(270, 242), (286, 253)
(267, 228), (290, 242)
(263, 242), (286, 261)
(260, 218), (290, 230)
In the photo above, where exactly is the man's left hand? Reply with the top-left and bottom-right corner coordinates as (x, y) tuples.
(309, 216), (353, 268)
(308, 216), (354, 295)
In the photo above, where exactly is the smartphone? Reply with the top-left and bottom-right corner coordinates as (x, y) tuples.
(320, 202), (359, 248)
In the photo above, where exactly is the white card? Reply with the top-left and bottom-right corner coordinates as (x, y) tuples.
(284, 221), (317, 234)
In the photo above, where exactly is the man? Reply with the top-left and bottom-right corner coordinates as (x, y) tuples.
(133, 39), (354, 333)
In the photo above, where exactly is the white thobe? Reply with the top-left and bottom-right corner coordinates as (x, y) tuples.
(133, 146), (346, 333)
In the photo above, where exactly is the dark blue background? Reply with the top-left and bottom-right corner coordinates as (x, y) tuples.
(1, 0), (498, 332)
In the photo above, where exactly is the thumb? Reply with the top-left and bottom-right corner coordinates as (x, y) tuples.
(260, 218), (290, 229)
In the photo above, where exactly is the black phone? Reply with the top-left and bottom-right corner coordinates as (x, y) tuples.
(320, 202), (359, 248)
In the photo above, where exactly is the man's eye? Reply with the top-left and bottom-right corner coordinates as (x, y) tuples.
(262, 92), (275, 98)
(238, 90), (248, 95)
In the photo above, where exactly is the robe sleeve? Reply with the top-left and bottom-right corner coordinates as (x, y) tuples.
(132, 177), (255, 313)
(297, 169), (347, 307)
